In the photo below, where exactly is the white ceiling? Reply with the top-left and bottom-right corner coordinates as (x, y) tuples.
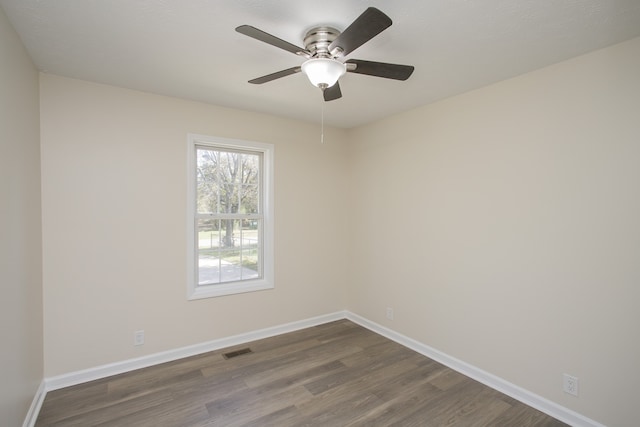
(2, 0), (640, 128)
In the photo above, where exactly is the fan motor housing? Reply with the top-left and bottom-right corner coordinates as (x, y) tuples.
(303, 26), (340, 58)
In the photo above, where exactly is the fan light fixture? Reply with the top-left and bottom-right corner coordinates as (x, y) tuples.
(301, 58), (346, 89)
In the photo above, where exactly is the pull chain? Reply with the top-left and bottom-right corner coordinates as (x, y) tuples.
(321, 100), (325, 144)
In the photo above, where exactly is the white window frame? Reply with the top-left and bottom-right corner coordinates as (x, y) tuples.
(187, 133), (274, 299)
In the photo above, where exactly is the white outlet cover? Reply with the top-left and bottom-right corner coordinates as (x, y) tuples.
(563, 373), (578, 396)
(134, 330), (145, 346)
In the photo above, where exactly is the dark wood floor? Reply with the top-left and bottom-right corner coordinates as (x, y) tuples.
(36, 320), (567, 426)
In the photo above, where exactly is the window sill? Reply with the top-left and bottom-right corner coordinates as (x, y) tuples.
(188, 279), (274, 300)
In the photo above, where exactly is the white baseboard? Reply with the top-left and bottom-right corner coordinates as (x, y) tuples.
(22, 380), (46, 427)
(45, 310), (346, 391)
(33, 309), (603, 427)
(345, 312), (605, 427)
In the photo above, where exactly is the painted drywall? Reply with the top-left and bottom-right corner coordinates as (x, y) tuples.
(39, 74), (349, 376)
(347, 37), (640, 427)
(0, 6), (43, 426)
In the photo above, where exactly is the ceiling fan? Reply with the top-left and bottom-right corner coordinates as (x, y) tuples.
(235, 7), (415, 101)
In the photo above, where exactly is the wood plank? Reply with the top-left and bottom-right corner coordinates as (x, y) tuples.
(204, 385), (314, 426)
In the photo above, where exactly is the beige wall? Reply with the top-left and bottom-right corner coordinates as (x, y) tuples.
(347, 37), (640, 427)
(39, 74), (349, 376)
(0, 6), (44, 426)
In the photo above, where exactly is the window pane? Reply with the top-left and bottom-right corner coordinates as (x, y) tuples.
(197, 181), (218, 214)
(197, 218), (261, 285)
(197, 219), (221, 285)
(240, 219), (260, 279)
(219, 151), (240, 214)
(240, 184), (259, 214)
(196, 148), (219, 214)
(241, 153), (260, 214)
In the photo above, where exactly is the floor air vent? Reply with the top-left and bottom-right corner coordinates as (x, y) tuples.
(223, 347), (253, 359)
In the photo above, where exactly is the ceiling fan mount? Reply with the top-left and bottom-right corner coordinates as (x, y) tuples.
(303, 26), (341, 58)
(235, 8), (415, 101)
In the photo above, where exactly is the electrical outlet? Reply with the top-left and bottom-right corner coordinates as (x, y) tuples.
(386, 307), (394, 320)
(563, 373), (578, 396)
(134, 330), (145, 346)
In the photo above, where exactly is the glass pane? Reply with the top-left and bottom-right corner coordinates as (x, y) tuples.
(197, 218), (262, 285)
(240, 219), (260, 279)
(241, 154), (259, 185)
(196, 148), (219, 214)
(240, 153), (260, 214)
(218, 152), (240, 214)
(240, 184), (259, 214)
(197, 219), (221, 285)
(197, 181), (218, 214)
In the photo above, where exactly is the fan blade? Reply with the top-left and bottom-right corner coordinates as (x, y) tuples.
(323, 82), (342, 101)
(249, 66), (302, 84)
(236, 25), (310, 57)
(329, 8), (392, 57)
(346, 59), (414, 80)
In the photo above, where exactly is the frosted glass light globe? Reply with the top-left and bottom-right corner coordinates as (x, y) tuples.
(301, 58), (346, 88)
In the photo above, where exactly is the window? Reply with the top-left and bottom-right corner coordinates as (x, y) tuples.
(187, 134), (274, 299)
